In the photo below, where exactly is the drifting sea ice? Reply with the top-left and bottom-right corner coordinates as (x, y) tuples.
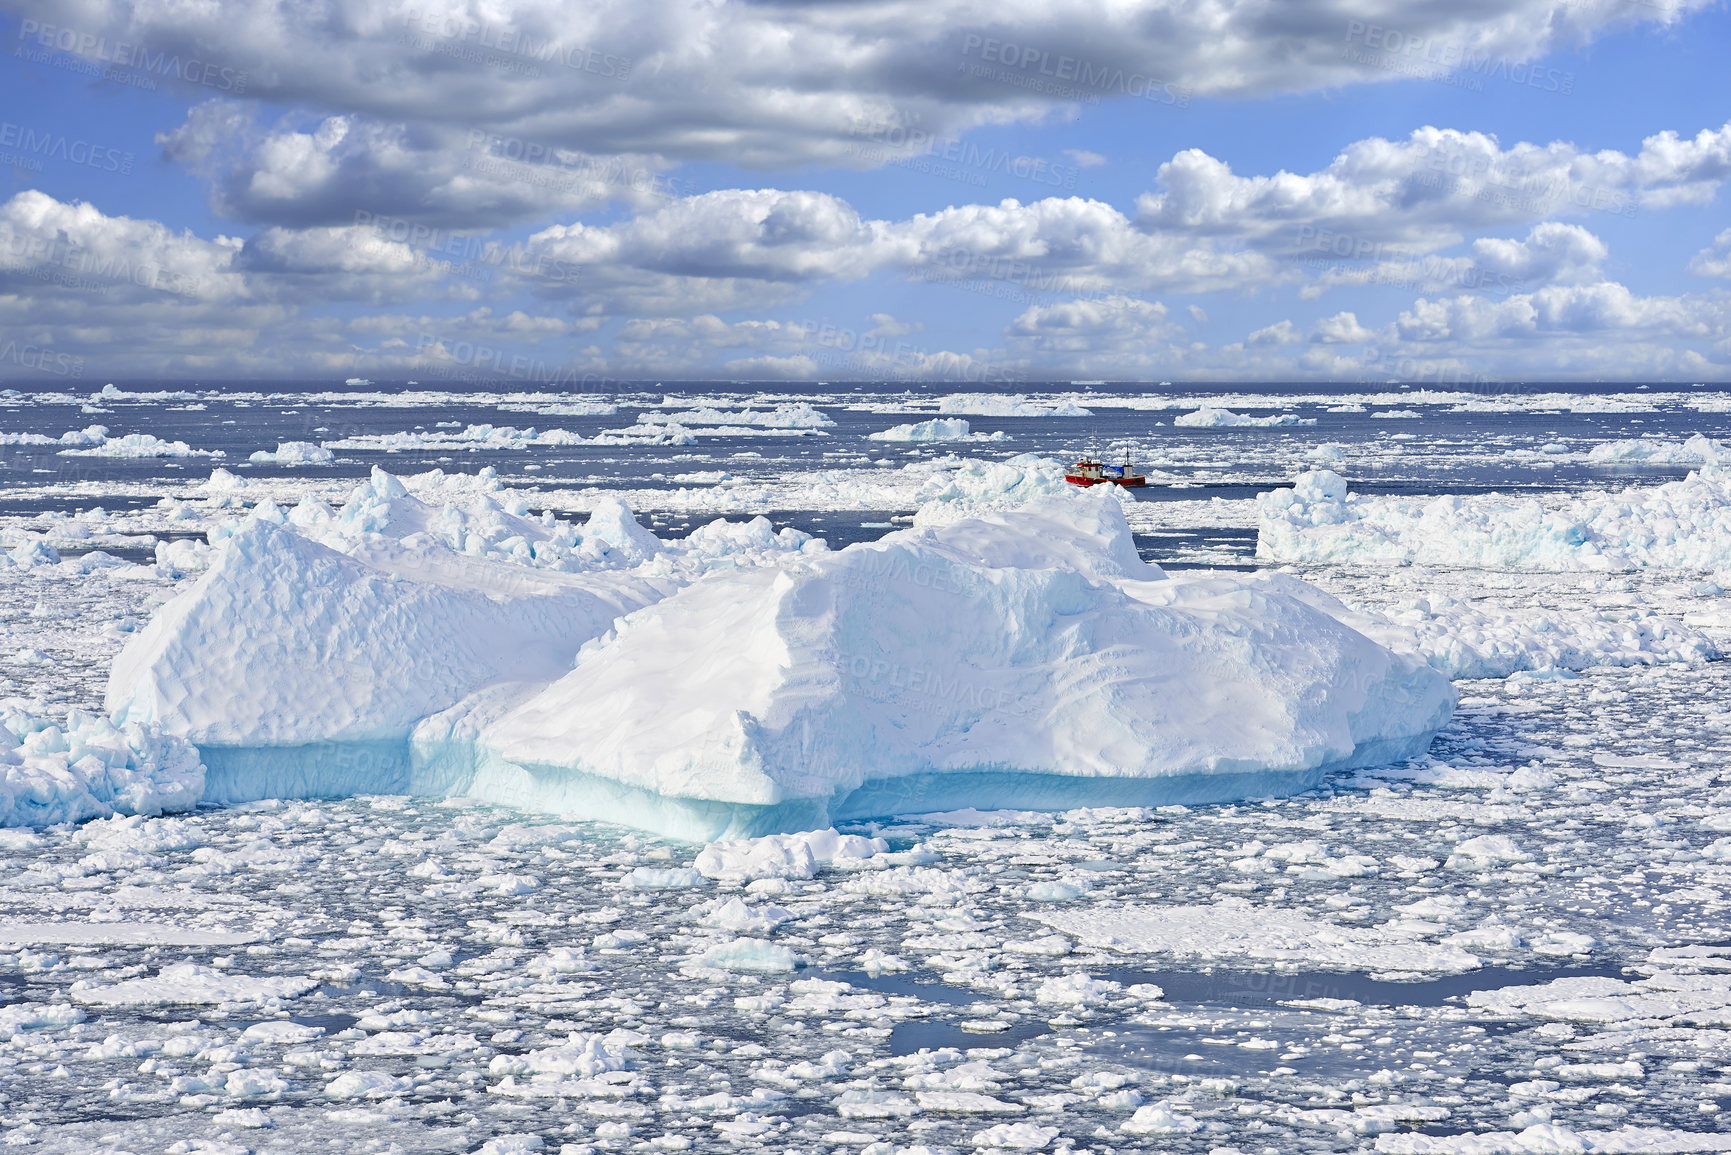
(1258, 466), (1731, 574)
(1174, 406), (1316, 429)
(0, 424), (108, 447)
(866, 418), (1010, 443)
(6, 393), (1731, 1148)
(1586, 434), (1728, 465)
(61, 432), (225, 459)
(5, 657), (1731, 1152)
(248, 442), (336, 466)
(935, 393), (1092, 418)
(642, 402), (836, 429)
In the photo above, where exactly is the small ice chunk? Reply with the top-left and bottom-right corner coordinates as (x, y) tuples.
(1121, 1101), (1202, 1134)
(971, 1121), (1063, 1147)
(243, 1021), (325, 1044)
(1034, 973), (1122, 1006)
(695, 939), (802, 973)
(625, 866), (706, 889)
(1447, 835), (1531, 869)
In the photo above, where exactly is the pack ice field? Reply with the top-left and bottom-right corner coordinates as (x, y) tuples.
(3, 382), (1731, 1155)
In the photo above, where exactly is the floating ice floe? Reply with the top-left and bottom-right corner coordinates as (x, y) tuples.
(1258, 466), (1731, 572)
(936, 394), (1092, 418)
(694, 829), (889, 880)
(70, 963), (316, 1007)
(103, 472), (1453, 838)
(1174, 407), (1314, 429)
(0, 424), (108, 447)
(321, 424), (590, 452)
(1255, 571), (1720, 679)
(61, 432), (224, 459)
(248, 441), (336, 466)
(645, 402), (835, 430)
(1374, 1124), (1731, 1153)
(499, 400), (619, 417)
(909, 454), (1099, 526)
(0, 705), (203, 828)
(867, 418), (1009, 443)
(1034, 896), (1484, 975)
(1466, 950), (1731, 1026)
(1586, 434), (1728, 466)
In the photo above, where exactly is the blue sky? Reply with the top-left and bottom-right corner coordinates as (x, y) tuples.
(0, 0), (1727, 383)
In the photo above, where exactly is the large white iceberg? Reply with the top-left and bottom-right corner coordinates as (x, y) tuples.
(103, 470), (1454, 839)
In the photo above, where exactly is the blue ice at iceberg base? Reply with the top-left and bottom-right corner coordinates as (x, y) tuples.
(93, 471), (1455, 839)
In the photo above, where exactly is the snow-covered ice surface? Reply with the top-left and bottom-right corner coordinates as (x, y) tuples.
(3, 381), (1731, 1151)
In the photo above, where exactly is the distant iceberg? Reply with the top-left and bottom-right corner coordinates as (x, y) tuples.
(249, 441), (335, 466)
(1259, 465), (1731, 572)
(62, 432), (224, 459)
(1585, 433), (1727, 466)
(1174, 407), (1313, 429)
(96, 469), (1455, 839)
(936, 394), (1092, 418)
(867, 418), (1009, 443)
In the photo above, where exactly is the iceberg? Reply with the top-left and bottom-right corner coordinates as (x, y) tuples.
(1174, 407), (1312, 429)
(102, 469), (1453, 839)
(0, 424), (109, 447)
(867, 418), (1008, 443)
(936, 394), (1092, 418)
(1585, 433), (1727, 465)
(646, 402), (835, 429)
(1259, 466), (1731, 571)
(61, 432), (224, 458)
(249, 441), (335, 465)
(104, 472), (685, 805)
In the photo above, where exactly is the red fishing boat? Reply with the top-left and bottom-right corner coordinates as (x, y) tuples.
(1065, 450), (1147, 488)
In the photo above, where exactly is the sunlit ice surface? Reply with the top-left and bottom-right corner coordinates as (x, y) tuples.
(1, 381), (1730, 1151)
